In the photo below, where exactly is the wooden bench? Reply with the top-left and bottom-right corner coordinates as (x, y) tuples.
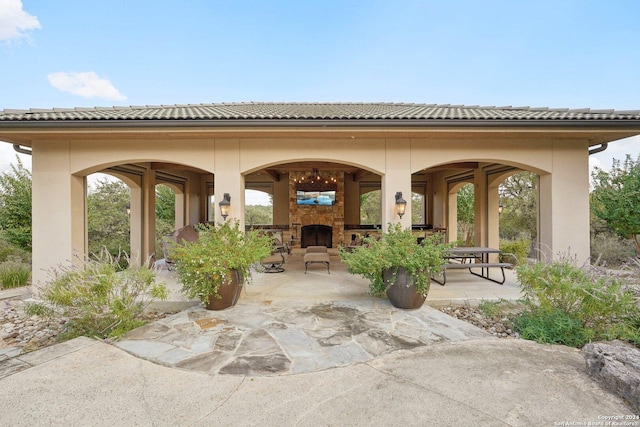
(304, 246), (330, 274)
(432, 262), (511, 286)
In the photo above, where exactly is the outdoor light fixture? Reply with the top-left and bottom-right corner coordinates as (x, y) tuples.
(292, 168), (337, 185)
(219, 193), (231, 220)
(395, 192), (407, 219)
(498, 204), (504, 215)
(125, 203), (131, 215)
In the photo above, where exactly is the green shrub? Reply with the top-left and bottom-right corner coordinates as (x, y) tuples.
(0, 259), (31, 289)
(514, 256), (640, 348)
(499, 238), (530, 265)
(25, 248), (169, 340)
(512, 309), (592, 348)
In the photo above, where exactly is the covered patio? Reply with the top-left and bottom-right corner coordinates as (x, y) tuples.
(1, 103), (639, 287)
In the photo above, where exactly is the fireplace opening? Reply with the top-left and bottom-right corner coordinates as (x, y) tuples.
(301, 225), (333, 248)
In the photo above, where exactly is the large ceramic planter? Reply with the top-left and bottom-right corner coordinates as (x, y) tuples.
(383, 267), (427, 309)
(206, 269), (244, 310)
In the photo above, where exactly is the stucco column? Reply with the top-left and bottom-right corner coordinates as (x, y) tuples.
(473, 169), (488, 248)
(272, 178), (289, 225)
(142, 168), (156, 262)
(487, 183), (501, 262)
(538, 142), (590, 262)
(129, 184), (143, 262)
(447, 190), (458, 244)
(381, 139), (412, 230)
(214, 139), (244, 228)
(31, 141), (86, 288)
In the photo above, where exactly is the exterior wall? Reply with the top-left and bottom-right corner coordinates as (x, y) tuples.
(538, 140), (591, 260)
(31, 140), (86, 288)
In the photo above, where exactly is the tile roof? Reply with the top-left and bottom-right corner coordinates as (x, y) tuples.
(1, 102), (639, 123)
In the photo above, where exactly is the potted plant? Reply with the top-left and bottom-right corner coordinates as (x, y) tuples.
(339, 223), (448, 309)
(169, 221), (273, 310)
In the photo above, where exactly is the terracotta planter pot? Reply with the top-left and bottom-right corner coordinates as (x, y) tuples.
(206, 270), (244, 310)
(383, 267), (427, 309)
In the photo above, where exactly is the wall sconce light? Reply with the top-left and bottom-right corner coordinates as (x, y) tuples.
(395, 192), (407, 219)
(219, 193), (231, 220)
(498, 204), (504, 215)
(125, 203), (131, 215)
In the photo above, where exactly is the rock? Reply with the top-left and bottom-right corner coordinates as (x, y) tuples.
(2, 332), (19, 340)
(582, 341), (640, 413)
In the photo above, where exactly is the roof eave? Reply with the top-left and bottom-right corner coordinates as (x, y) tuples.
(1, 118), (640, 129)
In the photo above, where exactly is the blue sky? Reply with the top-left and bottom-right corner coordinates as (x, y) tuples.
(1, 0), (639, 178)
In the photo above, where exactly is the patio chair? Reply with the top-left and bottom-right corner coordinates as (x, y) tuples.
(261, 246), (286, 273)
(162, 225), (199, 271)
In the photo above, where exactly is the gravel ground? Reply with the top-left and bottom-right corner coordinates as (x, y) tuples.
(437, 305), (520, 339)
(1, 299), (67, 353)
(1, 298), (171, 355)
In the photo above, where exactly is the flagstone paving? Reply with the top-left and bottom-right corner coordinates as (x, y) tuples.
(116, 299), (489, 376)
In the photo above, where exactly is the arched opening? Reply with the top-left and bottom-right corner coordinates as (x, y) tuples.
(75, 160), (212, 264)
(86, 172), (131, 260)
(243, 160), (383, 248)
(495, 170), (539, 262)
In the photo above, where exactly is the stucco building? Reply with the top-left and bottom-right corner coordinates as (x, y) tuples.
(0, 102), (639, 285)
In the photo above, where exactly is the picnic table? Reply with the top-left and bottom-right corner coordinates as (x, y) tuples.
(432, 247), (511, 286)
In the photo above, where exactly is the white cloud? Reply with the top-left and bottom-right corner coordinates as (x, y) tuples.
(0, 0), (40, 42)
(47, 71), (127, 101)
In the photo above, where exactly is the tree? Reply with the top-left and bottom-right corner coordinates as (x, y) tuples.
(155, 184), (176, 256)
(155, 184), (175, 224)
(87, 179), (130, 257)
(499, 171), (537, 243)
(245, 205), (272, 226)
(456, 184), (474, 245)
(591, 155), (640, 256)
(0, 156), (32, 251)
(360, 190), (381, 225)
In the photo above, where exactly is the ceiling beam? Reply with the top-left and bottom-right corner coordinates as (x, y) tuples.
(263, 169), (280, 182)
(352, 169), (368, 182)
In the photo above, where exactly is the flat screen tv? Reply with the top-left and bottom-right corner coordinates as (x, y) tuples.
(296, 190), (336, 206)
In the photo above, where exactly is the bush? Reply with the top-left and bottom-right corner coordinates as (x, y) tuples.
(499, 238), (530, 265)
(169, 221), (273, 304)
(512, 309), (592, 347)
(590, 230), (636, 267)
(513, 256), (640, 348)
(0, 237), (31, 263)
(25, 249), (169, 339)
(0, 259), (31, 289)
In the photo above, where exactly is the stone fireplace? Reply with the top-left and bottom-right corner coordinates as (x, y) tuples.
(289, 171), (344, 248)
(300, 225), (332, 248)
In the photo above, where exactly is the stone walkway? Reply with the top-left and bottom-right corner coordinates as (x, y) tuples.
(116, 299), (488, 376)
